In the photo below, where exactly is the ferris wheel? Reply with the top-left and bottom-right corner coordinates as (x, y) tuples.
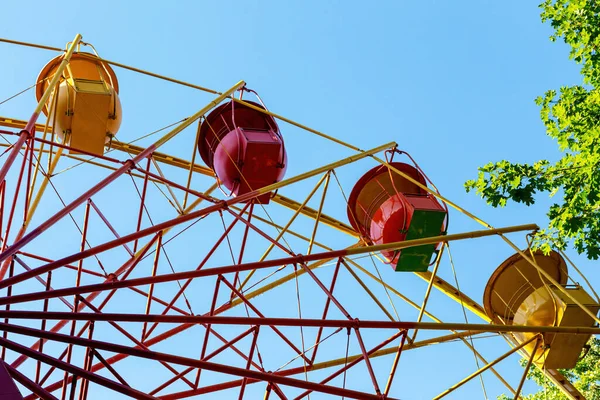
(0, 33), (597, 400)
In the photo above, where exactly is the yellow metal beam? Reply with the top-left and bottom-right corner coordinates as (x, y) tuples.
(414, 269), (489, 322)
(271, 194), (357, 238)
(433, 335), (539, 400)
(34, 34), (81, 115)
(302, 330), (484, 374)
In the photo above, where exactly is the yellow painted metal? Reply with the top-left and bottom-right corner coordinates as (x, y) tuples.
(124, 183), (218, 268)
(411, 243), (447, 341)
(237, 172), (331, 293)
(151, 158), (183, 214)
(483, 250), (568, 324)
(153, 81), (246, 149)
(182, 122), (203, 209)
(415, 270), (490, 322)
(261, 173), (329, 261)
(304, 331), (484, 373)
(514, 337), (541, 400)
(230, 205), (331, 252)
(514, 286), (599, 369)
(341, 260), (396, 321)
(560, 249), (600, 303)
(0, 37), (220, 95)
(0, 116), (564, 396)
(346, 257), (516, 394)
(272, 194), (357, 237)
(306, 173), (330, 255)
(0, 143), (163, 184)
(230, 224), (537, 311)
(27, 80), (59, 212)
(373, 156), (491, 228)
(25, 147), (63, 229)
(37, 51), (122, 156)
(245, 142), (396, 201)
(344, 224), (539, 257)
(233, 98), (363, 152)
(75, 52), (219, 95)
(0, 117), (49, 131)
(33, 34), (81, 115)
(376, 156), (596, 387)
(110, 140), (214, 176)
(229, 243), (363, 309)
(433, 335), (540, 400)
(0, 37), (63, 52)
(544, 369), (584, 400)
(508, 245), (600, 328)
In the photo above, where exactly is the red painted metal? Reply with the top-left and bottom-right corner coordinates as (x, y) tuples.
(0, 244), (367, 306)
(9, 234), (159, 371)
(0, 59), (514, 400)
(0, 360), (23, 400)
(1, 259), (14, 362)
(36, 272), (53, 384)
(219, 276), (312, 365)
(32, 135), (122, 164)
(0, 129), (30, 186)
(0, 144), (156, 275)
(238, 326), (259, 399)
(197, 100), (286, 203)
(141, 203), (251, 340)
(225, 208), (294, 256)
(310, 257), (342, 364)
(1, 138), (30, 254)
(0, 180), (5, 248)
(231, 203), (254, 300)
(153, 326), (257, 395)
(0, 322), (394, 400)
(0, 311), (501, 331)
(23, 138), (34, 221)
(132, 164), (216, 203)
(5, 362), (56, 400)
(141, 233), (162, 340)
(134, 157), (152, 253)
(46, 257), (199, 392)
(17, 252), (105, 278)
(0, 336), (155, 399)
(89, 199), (134, 257)
(78, 322), (95, 400)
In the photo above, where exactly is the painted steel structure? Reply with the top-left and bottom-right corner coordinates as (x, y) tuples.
(0, 34), (596, 400)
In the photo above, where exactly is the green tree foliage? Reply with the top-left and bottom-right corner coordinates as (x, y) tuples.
(498, 338), (600, 399)
(465, 0), (600, 259)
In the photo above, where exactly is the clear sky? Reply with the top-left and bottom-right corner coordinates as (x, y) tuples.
(0, 1), (597, 399)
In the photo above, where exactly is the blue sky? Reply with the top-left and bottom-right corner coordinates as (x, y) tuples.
(0, 1), (597, 399)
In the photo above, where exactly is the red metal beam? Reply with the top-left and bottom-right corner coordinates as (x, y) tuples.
(310, 258), (342, 363)
(141, 203), (251, 340)
(0, 312), (597, 334)
(295, 330), (404, 399)
(0, 247), (359, 304)
(0, 130), (29, 190)
(0, 336), (156, 399)
(10, 235), (159, 370)
(0, 322), (394, 400)
(5, 362), (54, 400)
(0, 144), (157, 275)
(219, 276), (312, 365)
(158, 330), (406, 400)
(151, 326), (257, 396)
